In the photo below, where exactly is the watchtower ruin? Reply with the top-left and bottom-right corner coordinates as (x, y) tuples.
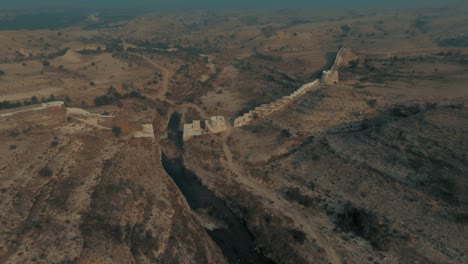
(183, 116), (227, 142)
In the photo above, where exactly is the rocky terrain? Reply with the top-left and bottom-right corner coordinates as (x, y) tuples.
(0, 6), (467, 264)
(185, 96), (467, 263)
(0, 112), (226, 263)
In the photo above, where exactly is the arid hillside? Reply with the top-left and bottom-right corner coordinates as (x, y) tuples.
(0, 112), (226, 263)
(0, 6), (467, 264)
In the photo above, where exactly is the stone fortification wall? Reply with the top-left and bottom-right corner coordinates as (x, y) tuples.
(66, 107), (121, 130)
(232, 48), (346, 128)
(331, 47), (346, 71)
(321, 47), (346, 85)
(134, 124), (155, 138)
(321, 70), (339, 85)
(183, 116), (227, 142)
(234, 79), (319, 128)
(44, 102), (67, 121)
(182, 48), (345, 132)
(0, 101), (66, 122)
(206, 116), (227, 133)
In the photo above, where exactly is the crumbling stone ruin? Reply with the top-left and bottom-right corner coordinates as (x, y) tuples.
(234, 79), (320, 128)
(233, 47), (347, 128)
(178, 48), (348, 139)
(43, 101), (67, 117)
(206, 116), (227, 133)
(321, 47), (346, 85)
(133, 124), (155, 138)
(321, 70), (339, 85)
(0, 101), (67, 122)
(67, 107), (117, 130)
(183, 116), (227, 141)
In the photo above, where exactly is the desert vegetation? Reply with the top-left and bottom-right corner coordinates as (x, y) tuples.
(0, 5), (467, 264)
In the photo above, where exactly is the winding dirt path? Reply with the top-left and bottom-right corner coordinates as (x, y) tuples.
(221, 128), (342, 264)
(130, 52), (216, 123)
(133, 50), (341, 260)
(129, 52), (171, 101)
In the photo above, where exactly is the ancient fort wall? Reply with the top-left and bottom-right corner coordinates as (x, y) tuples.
(233, 79), (319, 128)
(0, 101), (66, 122)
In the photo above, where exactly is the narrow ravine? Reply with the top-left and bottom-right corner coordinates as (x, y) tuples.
(161, 112), (275, 264)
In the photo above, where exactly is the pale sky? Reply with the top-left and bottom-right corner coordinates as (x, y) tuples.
(0, 0), (465, 8)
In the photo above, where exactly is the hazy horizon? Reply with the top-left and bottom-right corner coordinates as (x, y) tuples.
(0, 0), (466, 9)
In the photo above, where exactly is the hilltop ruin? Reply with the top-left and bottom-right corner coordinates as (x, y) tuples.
(183, 116), (227, 142)
(182, 47), (348, 139)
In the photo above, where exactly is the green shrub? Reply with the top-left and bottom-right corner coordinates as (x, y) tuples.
(39, 165), (53, 177)
(341, 24), (351, 33)
(366, 99), (377, 107)
(8, 130), (20, 137)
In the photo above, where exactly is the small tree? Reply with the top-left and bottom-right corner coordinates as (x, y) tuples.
(366, 99), (377, 107)
(42, 60), (51, 67)
(349, 59), (359, 68)
(341, 24), (351, 33)
(39, 165), (53, 177)
(31, 96), (39, 104)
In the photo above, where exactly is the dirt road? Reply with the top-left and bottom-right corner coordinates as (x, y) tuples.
(129, 52), (171, 101)
(221, 128), (342, 264)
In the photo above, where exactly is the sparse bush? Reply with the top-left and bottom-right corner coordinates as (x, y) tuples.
(0, 69), (5, 76)
(425, 102), (438, 110)
(102, 159), (113, 170)
(311, 154), (320, 161)
(254, 52), (282, 62)
(288, 228), (307, 244)
(93, 87), (146, 106)
(50, 140), (59, 148)
(341, 24), (351, 33)
(39, 165), (53, 177)
(9, 145), (16, 150)
(0, 100), (22, 109)
(391, 104), (421, 117)
(94, 95), (114, 106)
(31, 96), (39, 104)
(438, 36), (468, 47)
(282, 187), (317, 207)
(42, 60), (51, 67)
(280, 129), (291, 138)
(366, 99), (377, 107)
(335, 203), (390, 251)
(445, 103), (464, 109)
(8, 130), (20, 137)
(349, 59), (359, 68)
(361, 118), (371, 130)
